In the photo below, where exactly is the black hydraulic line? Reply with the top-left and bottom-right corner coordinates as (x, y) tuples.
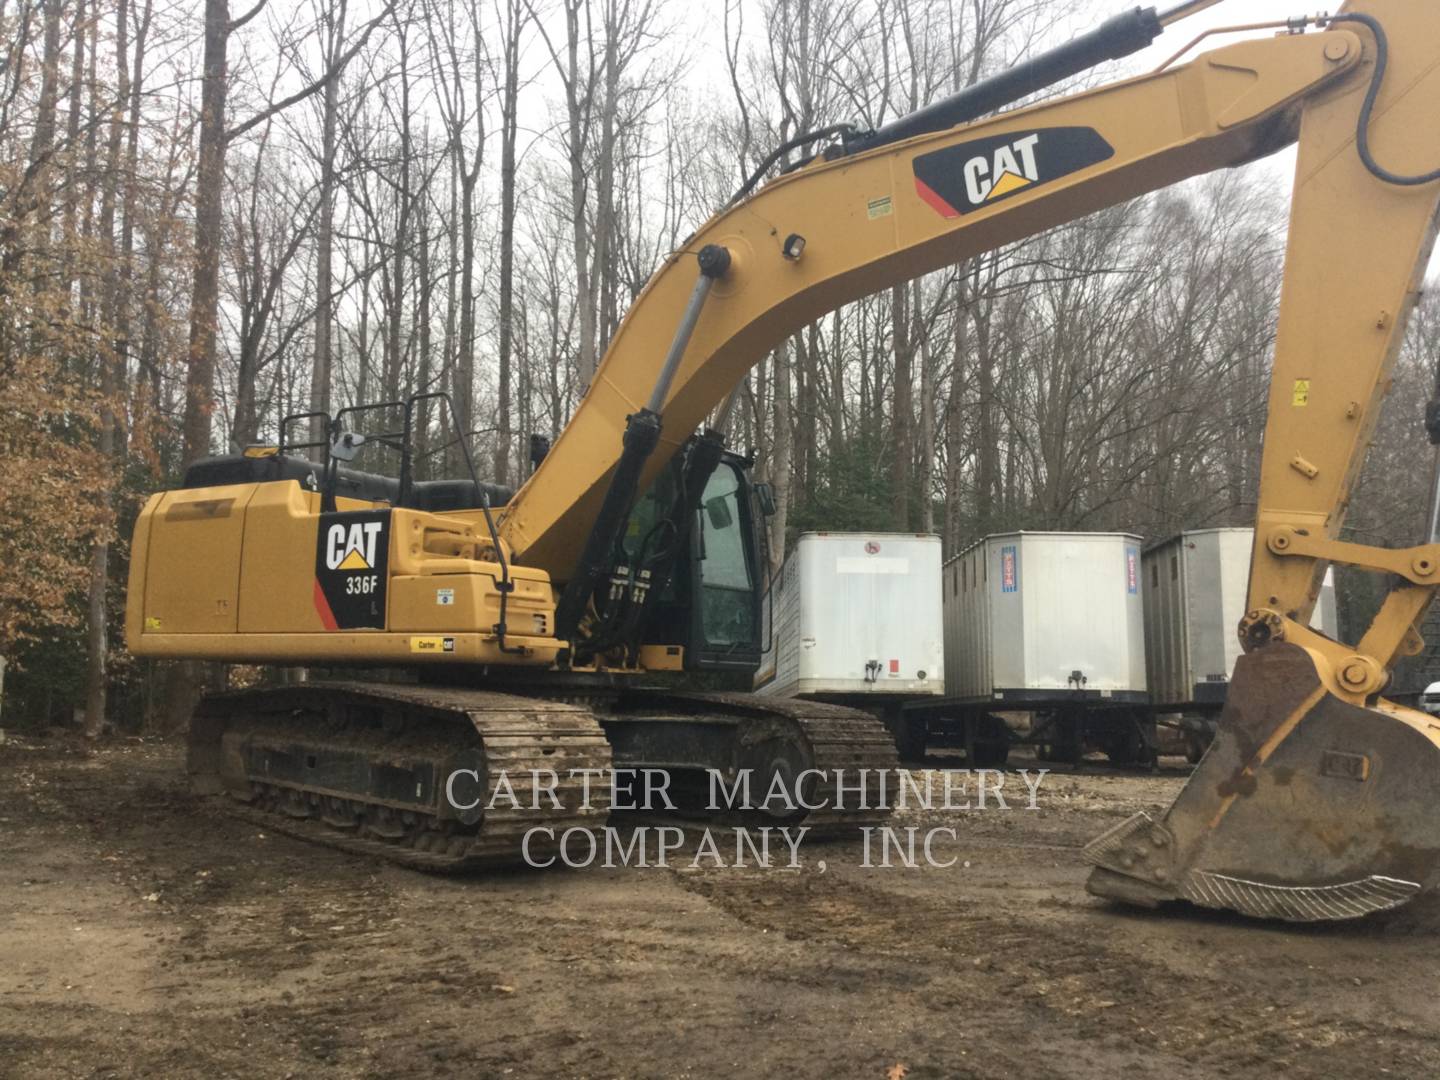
(1325, 13), (1440, 188)
(726, 124), (858, 207)
(728, 7), (1181, 204)
(841, 6), (1163, 156)
(554, 409), (663, 646)
(553, 245), (731, 649)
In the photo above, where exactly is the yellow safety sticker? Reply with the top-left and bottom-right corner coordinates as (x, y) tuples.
(1292, 379), (1310, 406)
(410, 636), (456, 654)
(144, 616), (162, 631)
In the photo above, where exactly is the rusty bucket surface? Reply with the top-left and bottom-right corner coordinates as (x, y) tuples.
(1085, 642), (1440, 921)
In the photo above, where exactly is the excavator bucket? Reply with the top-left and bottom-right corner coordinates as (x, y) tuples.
(1085, 642), (1440, 921)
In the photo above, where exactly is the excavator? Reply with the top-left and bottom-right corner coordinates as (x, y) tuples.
(128, 0), (1440, 919)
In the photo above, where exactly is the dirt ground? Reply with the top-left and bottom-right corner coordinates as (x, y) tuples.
(3, 735), (1440, 1079)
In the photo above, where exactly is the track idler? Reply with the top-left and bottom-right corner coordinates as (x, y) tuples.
(1085, 642), (1440, 921)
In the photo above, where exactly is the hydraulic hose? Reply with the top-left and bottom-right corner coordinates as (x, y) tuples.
(1327, 12), (1440, 187)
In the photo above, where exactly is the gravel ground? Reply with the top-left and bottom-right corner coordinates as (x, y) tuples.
(3, 734), (1438, 1079)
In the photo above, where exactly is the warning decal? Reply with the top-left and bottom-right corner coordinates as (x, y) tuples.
(314, 510), (390, 630)
(1126, 546), (1139, 595)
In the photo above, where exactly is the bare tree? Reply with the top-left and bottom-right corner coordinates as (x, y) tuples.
(181, 0), (394, 467)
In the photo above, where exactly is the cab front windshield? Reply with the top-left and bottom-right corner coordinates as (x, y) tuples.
(696, 466), (758, 649)
(625, 461), (759, 652)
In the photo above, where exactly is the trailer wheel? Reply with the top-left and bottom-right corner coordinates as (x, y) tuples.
(1035, 710), (1082, 765)
(884, 709), (927, 763)
(968, 714), (1010, 768)
(970, 739), (1010, 768)
(1102, 713), (1158, 769)
(1184, 730), (1209, 765)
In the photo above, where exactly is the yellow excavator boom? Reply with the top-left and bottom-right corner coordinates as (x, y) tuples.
(501, 22), (1372, 576)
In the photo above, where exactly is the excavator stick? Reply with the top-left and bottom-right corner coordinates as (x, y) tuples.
(1088, 0), (1440, 921)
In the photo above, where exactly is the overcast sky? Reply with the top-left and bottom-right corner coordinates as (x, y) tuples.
(500, 0), (1433, 275)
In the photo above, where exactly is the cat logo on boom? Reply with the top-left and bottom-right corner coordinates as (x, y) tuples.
(964, 132), (1041, 205)
(912, 126), (1114, 218)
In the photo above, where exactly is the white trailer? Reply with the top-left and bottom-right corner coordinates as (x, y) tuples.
(943, 531), (1147, 703)
(1143, 528), (1253, 709)
(917, 531), (1151, 765)
(1143, 527), (1339, 707)
(1143, 527), (1338, 759)
(754, 532), (943, 756)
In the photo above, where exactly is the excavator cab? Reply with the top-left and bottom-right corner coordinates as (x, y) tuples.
(627, 451), (769, 674)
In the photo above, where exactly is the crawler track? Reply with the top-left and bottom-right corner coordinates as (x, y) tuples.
(191, 682), (613, 871)
(189, 681), (897, 870)
(606, 690), (899, 835)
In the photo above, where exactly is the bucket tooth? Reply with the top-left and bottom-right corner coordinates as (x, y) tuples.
(1085, 642), (1440, 922)
(1082, 812), (1179, 907)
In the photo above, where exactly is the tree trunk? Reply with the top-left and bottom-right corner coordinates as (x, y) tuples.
(593, 19), (618, 357)
(309, 4), (345, 445)
(975, 299), (996, 527)
(564, 1), (597, 388)
(944, 269), (970, 553)
(181, 0), (229, 464)
(829, 308), (844, 482)
(918, 306), (936, 534)
(768, 342), (793, 574)
(61, 0), (86, 285)
(384, 29), (412, 405)
(83, 0), (130, 739)
(494, 0), (521, 485)
(890, 282), (913, 527)
(415, 186), (433, 472)
(441, 128), (458, 470)
(26, 0), (62, 233)
(455, 168), (477, 443)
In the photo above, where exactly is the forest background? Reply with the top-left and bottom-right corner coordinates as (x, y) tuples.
(2, 0), (1437, 731)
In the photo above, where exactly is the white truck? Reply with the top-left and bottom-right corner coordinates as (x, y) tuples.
(754, 532), (944, 756)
